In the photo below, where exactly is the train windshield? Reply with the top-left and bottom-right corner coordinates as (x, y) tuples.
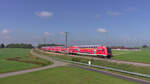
(107, 47), (112, 53)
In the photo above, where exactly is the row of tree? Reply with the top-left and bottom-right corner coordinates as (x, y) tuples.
(7, 44), (33, 48)
(0, 43), (64, 49)
(0, 43), (33, 48)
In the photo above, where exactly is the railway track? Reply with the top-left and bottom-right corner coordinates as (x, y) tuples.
(37, 49), (150, 67)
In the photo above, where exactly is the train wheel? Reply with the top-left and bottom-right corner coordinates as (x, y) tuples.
(97, 55), (104, 58)
(107, 55), (111, 59)
(97, 55), (101, 57)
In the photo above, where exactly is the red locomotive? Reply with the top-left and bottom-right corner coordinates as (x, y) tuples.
(40, 45), (112, 58)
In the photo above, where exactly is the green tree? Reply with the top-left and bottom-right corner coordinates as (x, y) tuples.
(142, 45), (148, 48)
(0, 43), (5, 48)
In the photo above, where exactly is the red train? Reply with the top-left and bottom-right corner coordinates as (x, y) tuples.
(40, 45), (112, 58)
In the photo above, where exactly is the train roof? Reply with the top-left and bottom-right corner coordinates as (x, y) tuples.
(73, 45), (102, 48)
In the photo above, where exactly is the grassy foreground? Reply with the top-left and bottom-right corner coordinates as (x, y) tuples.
(112, 48), (150, 63)
(0, 48), (51, 73)
(34, 49), (150, 76)
(0, 66), (136, 84)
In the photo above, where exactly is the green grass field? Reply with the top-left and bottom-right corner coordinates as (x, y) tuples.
(112, 48), (150, 63)
(34, 49), (150, 76)
(0, 48), (51, 73)
(0, 66), (136, 84)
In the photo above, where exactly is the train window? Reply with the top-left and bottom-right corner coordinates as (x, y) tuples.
(102, 49), (105, 53)
(98, 49), (101, 52)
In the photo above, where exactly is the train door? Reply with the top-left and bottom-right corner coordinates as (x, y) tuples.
(96, 47), (102, 55)
(75, 47), (79, 54)
(94, 49), (96, 54)
(101, 47), (105, 56)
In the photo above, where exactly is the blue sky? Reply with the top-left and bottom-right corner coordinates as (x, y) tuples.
(0, 0), (150, 46)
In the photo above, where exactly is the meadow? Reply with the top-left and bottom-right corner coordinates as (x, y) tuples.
(0, 48), (51, 73)
(112, 48), (150, 63)
(0, 66), (136, 84)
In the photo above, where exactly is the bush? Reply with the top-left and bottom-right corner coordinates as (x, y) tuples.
(1, 43), (5, 48)
(0, 43), (5, 48)
(90, 59), (94, 62)
(142, 45), (148, 48)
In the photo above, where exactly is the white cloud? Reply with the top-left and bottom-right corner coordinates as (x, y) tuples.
(35, 11), (53, 17)
(44, 32), (51, 36)
(106, 11), (121, 16)
(97, 28), (107, 33)
(1, 29), (9, 34)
